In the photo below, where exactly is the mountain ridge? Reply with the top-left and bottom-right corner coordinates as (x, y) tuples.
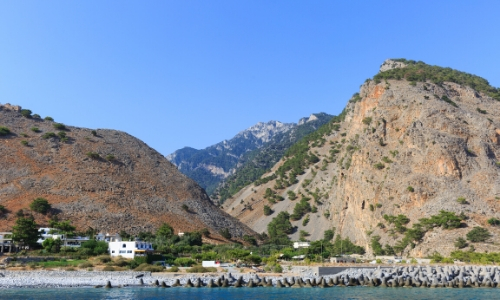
(224, 59), (500, 257)
(167, 113), (332, 195)
(0, 104), (255, 239)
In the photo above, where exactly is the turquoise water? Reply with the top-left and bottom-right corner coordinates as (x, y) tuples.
(0, 287), (499, 300)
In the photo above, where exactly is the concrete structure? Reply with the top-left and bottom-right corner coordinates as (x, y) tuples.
(330, 256), (357, 263)
(293, 242), (310, 249)
(96, 232), (122, 243)
(0, 232), (16, 253)
(109, 240), (153, 259)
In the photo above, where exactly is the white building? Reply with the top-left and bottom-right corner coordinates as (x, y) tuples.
(96, 232), (122, 242)
(37, 228), (90, 248)
(0, 232), (14, 253)
(109, 241), (154, 259)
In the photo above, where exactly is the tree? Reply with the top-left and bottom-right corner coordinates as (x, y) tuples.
(42, 237), (63, 253)
(323, 229), (335, 241)
(49, 219), (76, 234)
(267, 212), (293, 246)
(371, 235), (384, 256)
(466, 227), (492, 243)
(30, 197), (51, 214)
(263, 205), (273, 216)
(156, 223), (174, 239)
(20, 109), (32, 118)
(12, 216), (40, 247)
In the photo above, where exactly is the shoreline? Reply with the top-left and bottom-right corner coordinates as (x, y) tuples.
(2, 265), (500, 289)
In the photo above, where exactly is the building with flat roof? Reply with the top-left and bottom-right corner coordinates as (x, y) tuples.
(109, 241), (153, 259)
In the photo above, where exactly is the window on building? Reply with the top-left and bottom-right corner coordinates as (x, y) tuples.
(122, 244), (126, 248)
(111, 250), (115, 253)
(127, 250), (132, 253)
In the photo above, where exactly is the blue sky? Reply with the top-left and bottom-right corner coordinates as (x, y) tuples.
(1, 1), (499, 155)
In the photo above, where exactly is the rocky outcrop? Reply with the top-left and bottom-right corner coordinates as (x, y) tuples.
(225, 61), (500, 256)
(0, 107), (255, 237)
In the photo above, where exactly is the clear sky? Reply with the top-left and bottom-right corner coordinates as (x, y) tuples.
(1, 1), (499, 156)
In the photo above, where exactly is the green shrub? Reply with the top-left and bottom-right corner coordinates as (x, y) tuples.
(0, 126), (11, 136)
(30, 127), (40, 133)
(187, 266), (217, 273)
(91, 130), (97, 136)
(166, 266), (179, 272)
(477, 107), (487, 114)
(44, 116), (54, 121)
(173, 257), (196, 267)
(134, 263), (164, 272)
(487, 218), (500, 226)
(373, 162), (385, 170)
(382, 156), (392, 163)
(302, 215), (310, 226)
(20, 109), (32, 118)
(466, 227), (491, 243)
(454, 237), (468, 249)
(407, 186), (414, 192)
(86, 152), (100, 159)
(32, 114), (41, 119)
(96, 255), (111, 263)
(456, 197), (467, 204)
(42, 132), (56, 139)
(376, 203), (382, 208)
(362, 117), (372, 125)
(105, 154), (115, 161)
(263, 205), (273, 216)
(369, 204), (374, 212)
(102, 266), (115, 271)
(53, 123), (66, 130)
(287, 190), (297, 200)
(21, 140), (29, 146)
(78, 262), (94, 268)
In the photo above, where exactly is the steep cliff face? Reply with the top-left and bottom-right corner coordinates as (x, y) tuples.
(225, 60), (500, 256)
(0, 105), (255, 238)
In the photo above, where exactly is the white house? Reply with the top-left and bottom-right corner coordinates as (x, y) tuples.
(109, 241), (154, 259)
(96, 232), (122, 243)
(37, 228), (90, 248)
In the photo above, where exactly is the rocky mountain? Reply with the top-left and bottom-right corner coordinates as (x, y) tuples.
(224, 59), (500, 257)
(167, 114), (332, 195)
(213, 113), (333, 202)
(0, 104), (255, 238)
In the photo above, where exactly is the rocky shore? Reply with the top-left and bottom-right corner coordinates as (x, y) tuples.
(2, 266), (500, 289)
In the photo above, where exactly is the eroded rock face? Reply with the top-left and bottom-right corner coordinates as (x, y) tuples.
(225, 78), (500, 256)
(0, 109), (255, 238)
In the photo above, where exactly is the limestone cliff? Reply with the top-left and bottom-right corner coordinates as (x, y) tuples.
(224, 60), (500, 256)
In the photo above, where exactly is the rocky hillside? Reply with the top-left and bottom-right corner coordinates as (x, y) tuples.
(167, 114), (331, 195)
(0, 104), (255, 238)
(213, 113), (333, 202)
(224, 59), (500, 257)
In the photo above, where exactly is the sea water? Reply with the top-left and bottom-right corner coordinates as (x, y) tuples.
(0, 287), (498, 300)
